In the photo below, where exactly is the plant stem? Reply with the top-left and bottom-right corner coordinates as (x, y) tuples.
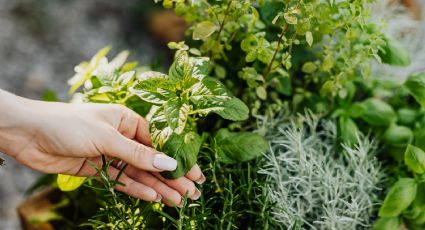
(263, 25), (287, 78)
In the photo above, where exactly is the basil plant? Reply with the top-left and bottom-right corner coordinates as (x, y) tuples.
(66, 47), (264, 181)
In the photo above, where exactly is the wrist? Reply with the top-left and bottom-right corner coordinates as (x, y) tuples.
(0, 90), (37, 156)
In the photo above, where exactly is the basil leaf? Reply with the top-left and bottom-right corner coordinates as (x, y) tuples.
(404, 72), (425, 107)
(338, 116), (359, 146)
(189, 77), (230, 104)
(160, 132), (203, 179)
(379, 178), (417, 217)
(372, 217), (400, 230)
(383, 124), (413, 148)
(378, 37), (410, 66)
(164, 98), (190, 134)
(359, 98), (396, 127)
(397, 108), (418, 126)
(405, 145), (425, 174)
(213, 128), (268, 164)
(213, 98), (249, 121)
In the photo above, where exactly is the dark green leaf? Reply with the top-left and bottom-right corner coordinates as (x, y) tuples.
(404, 72), (425, 107)
(213, 98), (249, 121)
(161, 132), (203, 179)
(379, 178), (417, 217)
(405, 145), (425, 174)
(214, 129), (268, 164)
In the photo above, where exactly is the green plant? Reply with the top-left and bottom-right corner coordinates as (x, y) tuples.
(62, 46), (268, 228)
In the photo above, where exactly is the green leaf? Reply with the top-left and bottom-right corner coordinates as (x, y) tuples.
(301, 62), (316, 73)
(192, 21), (218, 40)
(305, 31), (313, 47)
(404, 72), (425, 107)
(160, 132), (203, 179)
(164, 98), (190, 134)
(405, 145), (425, 174)
(213, 129), (268, 164)
(397, 108), (418, 126)
(169, 52), (190, 82)
(372, 217), (400, 230)
(378, 37), (410, 66)
(256, 86), (267, 100)
(338, 116), (359, 146)
(283, 12), (297, 25)
(383, 124), (413, 148)
(379, 178), (417, 217)
(131, 72), (175, 105)
(190, 77), (230, 104)
(214, 98), (249, 121)
(359, 98), (396, 127)
(57, 174), (86, 192)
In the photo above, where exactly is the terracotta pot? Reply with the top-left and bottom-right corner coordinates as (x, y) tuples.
(17, 188), (56, 230)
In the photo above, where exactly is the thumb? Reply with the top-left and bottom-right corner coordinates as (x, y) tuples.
(103, 131), (177, 172)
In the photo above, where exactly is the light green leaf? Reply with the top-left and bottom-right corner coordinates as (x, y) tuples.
(160, 132), (203, 179)
(379, 178), (417, 217)
(378, 37), (411, 66)
(190, 77), (230, 104)
(383, 124), (413, 148)
(404, 72), (425, 107)
(301, 62), (316, 73)
(192, 21), (218, 40)
(338, 116), (359, 146)
(256, 86), (267, 100)
(213, 129), (268, 164)
(57, 174), (86, 192)
(164, 98), (190, 134)
(372, 217), (400, 230)
(169, 52), (190, 82)
(284, 12), (297, 25)
(405, 145), (425, 174)
(131, 77), (175, 105)
(214, 98), (249, 121)
(359, 98), (396, 127)
(306, 31), (313, 46)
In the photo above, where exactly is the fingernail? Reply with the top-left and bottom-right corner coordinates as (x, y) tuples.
(155, 194), (162, 202)
(191, 188), (201, 200)
(195, 174), (206, 184)
(153, 154), (177, 171)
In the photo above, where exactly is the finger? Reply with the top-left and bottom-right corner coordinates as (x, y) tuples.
(153, 172), (201, 201)
(185, 164), (206, 184)
(125, 167), (182, 207)
(109, 166), (160, 202)
(103, 131), (177, 172)
(117, 106), (152, 146)
(73, 158), (160, 202)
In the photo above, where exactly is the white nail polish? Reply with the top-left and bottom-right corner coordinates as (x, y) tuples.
(155, 194), (162, 202)
(153, 154), (177, 171)
(195, 174), (206, 184)
(191, 189), (201, 200)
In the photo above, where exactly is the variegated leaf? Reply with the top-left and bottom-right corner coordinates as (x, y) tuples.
(164, 98), (190, 134)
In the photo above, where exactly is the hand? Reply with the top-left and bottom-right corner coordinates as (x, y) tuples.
(0, 90), (205, 206)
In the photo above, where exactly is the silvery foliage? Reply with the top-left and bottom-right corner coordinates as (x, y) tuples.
(257, 112), (385, 230)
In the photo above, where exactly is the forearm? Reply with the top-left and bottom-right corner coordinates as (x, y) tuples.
(0, 90), (36, 156)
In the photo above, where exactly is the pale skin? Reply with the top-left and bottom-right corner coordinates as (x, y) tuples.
(0, 89), (205, 207)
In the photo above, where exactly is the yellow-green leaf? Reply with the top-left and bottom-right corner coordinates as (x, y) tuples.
(57, 174), (86, 192)
(192, 21), (218, 40)
(306, 31), (313, 46)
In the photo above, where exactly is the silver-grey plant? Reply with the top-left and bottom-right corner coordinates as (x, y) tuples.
(257, 112), (385, 230)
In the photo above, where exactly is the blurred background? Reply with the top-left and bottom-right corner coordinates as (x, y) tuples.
(0, 0), (423, 229)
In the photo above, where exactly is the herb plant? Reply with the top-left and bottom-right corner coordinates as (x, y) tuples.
(60, 46), (268, 228)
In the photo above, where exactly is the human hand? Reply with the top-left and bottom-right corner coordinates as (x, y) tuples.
(0, 90), (205, 206)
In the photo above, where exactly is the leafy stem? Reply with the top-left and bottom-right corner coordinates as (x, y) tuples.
(263, 25), (287, 78)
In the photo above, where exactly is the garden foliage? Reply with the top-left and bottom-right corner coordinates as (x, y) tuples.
(32, 0), (425, 229)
